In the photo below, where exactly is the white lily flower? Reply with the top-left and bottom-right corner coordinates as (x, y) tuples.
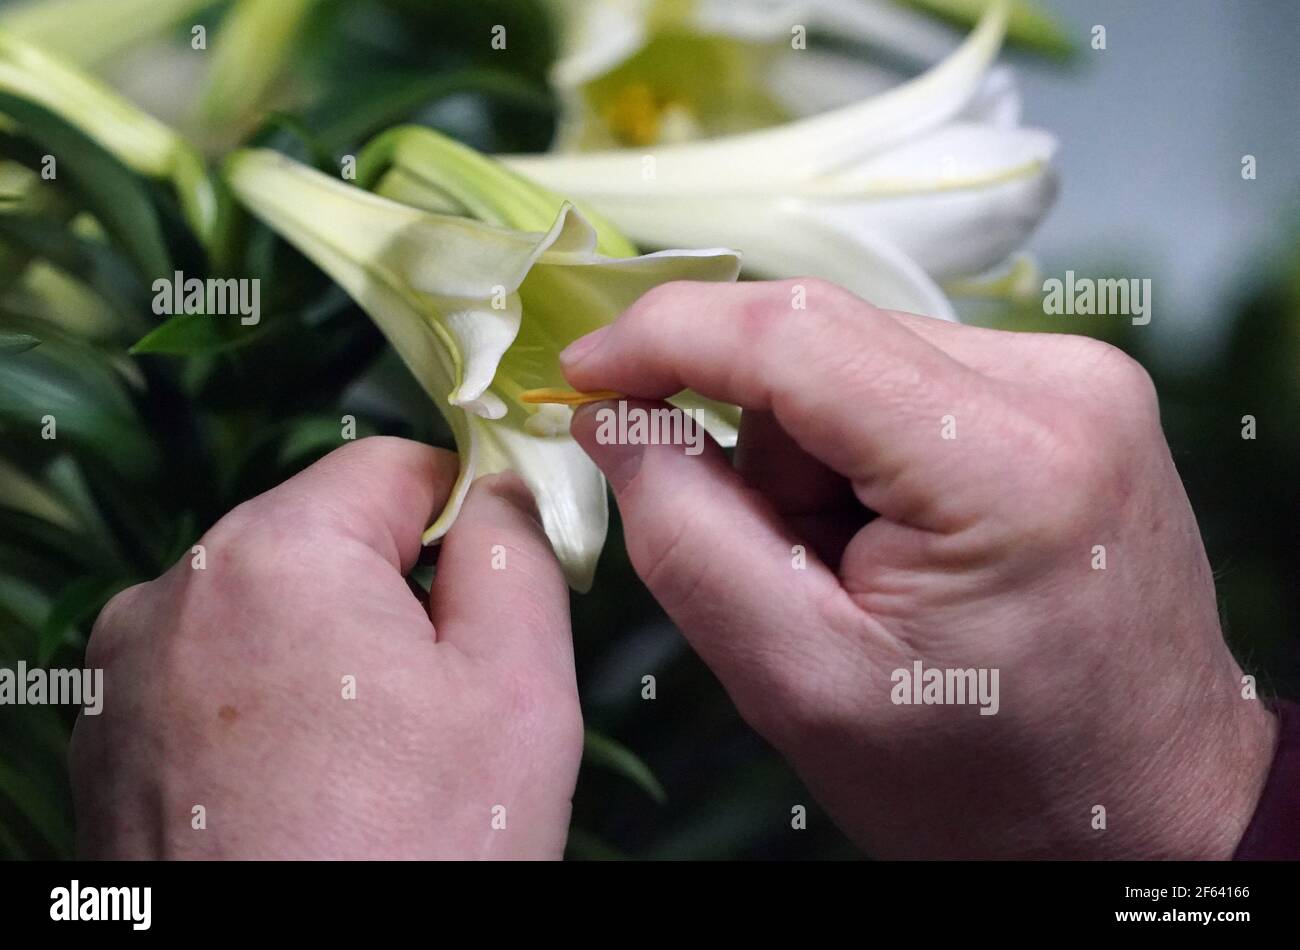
(226, 148), (741, 589)
(509, 0), (1056, 320)
(544, 0), (1056, 150)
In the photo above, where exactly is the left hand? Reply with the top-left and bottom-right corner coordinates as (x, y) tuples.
(70, 437), (583, 859)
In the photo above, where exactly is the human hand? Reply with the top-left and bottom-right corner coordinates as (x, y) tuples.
(562, 279), (1276, 859)
(71, 438), (582, 859)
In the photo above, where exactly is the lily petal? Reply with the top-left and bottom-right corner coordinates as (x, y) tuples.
(361, 125), (640, 258)
(540, 192), (955, 319)
(549, 0), (654, 90)
(225, 151), (589, 412)
(452, 407), (609, 592)
(816, 122), (1056, 195)
(508, 0), (1011, 192)
(769, 0), (961, 63)
(963, 64), (1021, 127)
(815, 124), (1058, 279)
(505, 245), (744, 442)
(498, 247), (743, 398)
(439, 294), (521, 419)
(735, 206), (959, 319)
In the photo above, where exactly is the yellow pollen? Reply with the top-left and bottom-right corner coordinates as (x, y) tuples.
(519, 388), (624, 407)
(603, 83), (675, 147)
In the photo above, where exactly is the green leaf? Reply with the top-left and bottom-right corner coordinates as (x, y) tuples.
(0, 570), (51, 636)
(564, 828), (630, 861)
(309, 68), (554, 155)
(0, 456), (77, 531)
(583, 729), (667, 804)
(0, 212), (150, 329)
(0, 91), (172, 279)
(0, 346), (158, 479)
(0, 750), (73, 856)
(896, 0), (1075, 59)
(0, 32), (217, 243)
(41, 455), (128, 564)
(131, 310), (268, 356)
(0, 329), (39, 353)
(198, 0), (323, 133)
(0, 512), (98, 589)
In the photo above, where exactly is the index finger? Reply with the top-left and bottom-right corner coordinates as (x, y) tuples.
(241, 436), (458, 574)
(560, 279), (997, 529)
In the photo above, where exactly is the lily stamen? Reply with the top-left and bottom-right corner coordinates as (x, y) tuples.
(520, 387), (625, 407)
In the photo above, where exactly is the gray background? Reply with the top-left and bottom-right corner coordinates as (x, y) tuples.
(1020, 0), (1300, 363)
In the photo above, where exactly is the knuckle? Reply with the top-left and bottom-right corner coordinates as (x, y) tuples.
(1066, 337), (1160, 417)
(206, 493), (321, 568)
(1099, 347), (1156, 404)
(733, 289), (787, 343)
(326, 434), (435, 477)
(204, 495), (268, 545)
(799, 287), (875, 356)
(92, 583), (143, 633)
(330, 433), (405, 459)
(630, 281), (698, 327)
(984, 401), (1090, 526)
(795, 276), (857, 312)
(85, 582), (150, 668)
(998, 395), (1141, 550)
(1079, 337), (1142, 378)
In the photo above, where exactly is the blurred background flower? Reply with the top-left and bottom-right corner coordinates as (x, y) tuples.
(0, 0), (1297, 861)
(544, 0), (1069, 151)
(511, 0), (1058, 318)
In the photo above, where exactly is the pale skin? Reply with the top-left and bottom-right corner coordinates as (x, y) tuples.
(74, 279), (1277, 859)
(71, 443), (582, 859)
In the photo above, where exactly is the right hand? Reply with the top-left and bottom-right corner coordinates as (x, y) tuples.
(562, 278), (1275, 859)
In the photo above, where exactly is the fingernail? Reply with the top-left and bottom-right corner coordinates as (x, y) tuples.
(560, 326), (611, 367)
(571, 400), (645, 493)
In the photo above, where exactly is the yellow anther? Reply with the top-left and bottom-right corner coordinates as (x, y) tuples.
(519, 388), (624, 407)
(603, 83), (668, 147)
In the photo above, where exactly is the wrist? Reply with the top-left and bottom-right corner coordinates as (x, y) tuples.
(1147, 682), (1278, 859)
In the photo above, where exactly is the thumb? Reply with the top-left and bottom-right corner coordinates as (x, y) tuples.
(429, 473), (574, 681)
(570, 399), (844, 717)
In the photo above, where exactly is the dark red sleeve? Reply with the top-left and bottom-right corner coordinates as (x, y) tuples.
(1234, 699), (1300, 860)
